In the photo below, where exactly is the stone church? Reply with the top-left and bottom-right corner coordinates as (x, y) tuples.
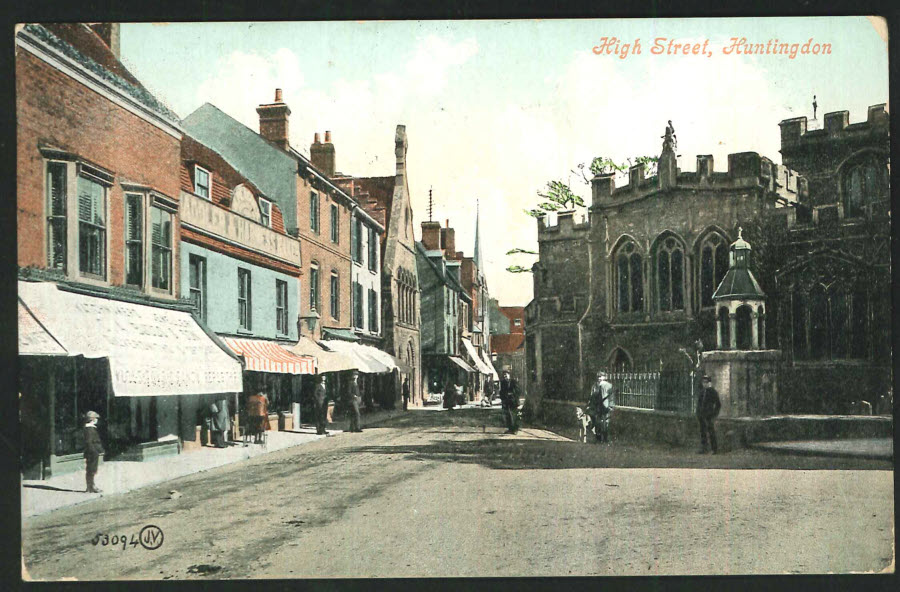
(525, 104), (889, 418)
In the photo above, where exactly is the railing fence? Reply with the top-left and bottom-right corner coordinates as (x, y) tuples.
(608, 370), (696, 415)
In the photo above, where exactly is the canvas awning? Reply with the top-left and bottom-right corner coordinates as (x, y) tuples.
(284, 336), (356, 373)
(18, 299), (68, 356)
(320, 340), (406, 374)
(17, 280), (243, 397)
(448, 356), (476, 373)
(321, 327), (360, 342)
(480, 349), (499, 381)
(222, 337), (316, 374)
(461, 337), (492, 375)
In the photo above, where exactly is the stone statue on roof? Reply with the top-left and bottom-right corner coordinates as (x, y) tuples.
(662, 120), (677, 152)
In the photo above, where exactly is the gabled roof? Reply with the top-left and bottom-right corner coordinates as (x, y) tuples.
(415, 241), (469, 296)
(182, 103), (298, 232)
(21, 23), (180, 124)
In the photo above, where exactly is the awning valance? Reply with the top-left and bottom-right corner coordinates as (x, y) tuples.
(321, 327), (360, 342)
(320, 340), (406, 374)
(284, 337), (356, 373)
(17, 281), (243, 397)
(461, 338), (492, 375)
(222, 337), (316, 375)
(448, 356), (476, 373)
(18, 299), (68, 356)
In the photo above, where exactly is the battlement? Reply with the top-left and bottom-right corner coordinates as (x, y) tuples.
(590, 151), (805, 208)
(779, 103), (889, 148)
(537, 210), (591, 240)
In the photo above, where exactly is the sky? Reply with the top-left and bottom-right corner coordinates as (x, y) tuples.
(120, 17), (888, 306)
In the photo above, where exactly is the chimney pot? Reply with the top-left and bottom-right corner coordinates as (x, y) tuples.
(445, 219), (449, 228)
(325, 130), (332, 143)
(314, 132), (320, 144)
(275, 88), (283, 102)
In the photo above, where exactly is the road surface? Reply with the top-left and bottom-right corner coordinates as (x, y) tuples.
(22, 406), (894, 579)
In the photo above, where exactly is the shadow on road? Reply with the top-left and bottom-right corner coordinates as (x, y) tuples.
(359, 408), (893, 471)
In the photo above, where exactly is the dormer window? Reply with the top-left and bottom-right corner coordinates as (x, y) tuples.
(194, 165), (211, 200)
(259, 197), (272, 227)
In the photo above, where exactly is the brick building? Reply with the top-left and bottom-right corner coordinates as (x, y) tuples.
(17, 23), (242, 478)
(525, 127), (802, 417)
(333, 126), (424, 405)
(491, 306), (526, 394)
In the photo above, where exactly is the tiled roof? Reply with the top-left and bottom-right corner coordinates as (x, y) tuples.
(22, 23), (180, 124)
(491, 333), (525, 354)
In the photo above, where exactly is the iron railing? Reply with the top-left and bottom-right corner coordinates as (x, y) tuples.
(608, 371), (696, 415)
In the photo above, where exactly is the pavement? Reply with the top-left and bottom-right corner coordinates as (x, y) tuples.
(751, 438), (893, 460)
(21, 406), (894, 579)
(21, 406), (412, 518)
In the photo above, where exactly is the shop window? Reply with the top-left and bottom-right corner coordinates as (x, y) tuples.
(276, 279), (288, 335)
(77, 175), (106, 278)
(615, 241), (643, 313)
(150, 206), (172, 291)
(46, 161), (67, 271)
(124, 193), (143, 287)
(238, 268), (252, 330)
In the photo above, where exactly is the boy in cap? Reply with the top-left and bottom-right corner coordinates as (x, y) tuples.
(83, 411), (105, 493)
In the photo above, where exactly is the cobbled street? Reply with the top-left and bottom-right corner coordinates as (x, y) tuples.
(22, 407), (894, 579)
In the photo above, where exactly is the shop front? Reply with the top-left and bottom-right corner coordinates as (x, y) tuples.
(320, 339), (408, 412)
(18, 280), (244, 479)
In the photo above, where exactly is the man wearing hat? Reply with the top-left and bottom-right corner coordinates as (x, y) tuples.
(346, 370), (363, 432)
(83, 411), (105, 493)
(697, 374), (722, 454)
(587, 371), (613, 443)
(314, 374), (329, 435)
(499, 369), (521, 434)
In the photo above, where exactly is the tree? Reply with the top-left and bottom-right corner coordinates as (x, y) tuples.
(508, 155), (658, 273)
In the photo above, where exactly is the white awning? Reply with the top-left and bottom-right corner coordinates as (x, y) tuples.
(17, 281), (243, 397)
(320, 339), (391, 374)
(461, 337), (492, 375)
(284, 337), (357, 373)
(481, 349), (499, 381)
(448, 356), (476, 373)
(18, 299), (68, 356)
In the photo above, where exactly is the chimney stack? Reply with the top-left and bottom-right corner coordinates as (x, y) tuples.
(88, 23), (120, 59)
(257, 89), (292, 152)
(311, 130), (336, 178)
(421, 221), (442, 251)
(440, 225), (456, 258)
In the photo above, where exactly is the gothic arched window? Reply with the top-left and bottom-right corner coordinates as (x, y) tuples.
(655, 236), (684, 312)
(735, 305), (753, 350)
(615, 240), (643, 313)
(699, 233), (729, 307)
(843, 156), (888, 218)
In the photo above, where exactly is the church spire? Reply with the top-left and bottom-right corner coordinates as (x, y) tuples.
(474, 199), (484, 275)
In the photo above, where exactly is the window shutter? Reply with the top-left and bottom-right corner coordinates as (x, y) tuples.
(350, 217), (357, 260)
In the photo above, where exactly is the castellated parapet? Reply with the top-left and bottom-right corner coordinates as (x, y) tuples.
(588, 151), (805, 209)
(779, 103), (888, 148)
(537, 210), (591, 241)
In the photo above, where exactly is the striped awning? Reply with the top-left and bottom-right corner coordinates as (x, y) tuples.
(222, 337), (316, 374)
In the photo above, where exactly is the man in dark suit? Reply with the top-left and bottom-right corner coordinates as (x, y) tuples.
(697, 374), (722, 454)
(499, 370), (521, 434)
(83, 411), (105, 493)
(347, 370), (363, 432)
(402, 377), (411, 411)
(314, 374), (329, 435)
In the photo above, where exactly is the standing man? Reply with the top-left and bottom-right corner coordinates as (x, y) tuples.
(402, 377), (411, 411)
(83, 411), (104, 493)
(210, 399), (230, 448)
(587, 371), (613, 443)
(347, 370), (363, 433)
(697, 374), (722, 454)
(314, 374), (329, 435)
(499, 369), (520, 434)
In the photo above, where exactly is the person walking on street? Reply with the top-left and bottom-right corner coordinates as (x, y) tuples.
(499, 370), (520, 434)
(587, 371), (613, 443)
(697, 374), (722, 454)
(314, 374), (329, 435)
(347, 370), (363, 432)
(402, 377), (411, 411)
(83, 411), (104, 493)
(443, 378), (457, 411)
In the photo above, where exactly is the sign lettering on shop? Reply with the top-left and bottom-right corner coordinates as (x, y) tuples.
(180, 191), (300, 263)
